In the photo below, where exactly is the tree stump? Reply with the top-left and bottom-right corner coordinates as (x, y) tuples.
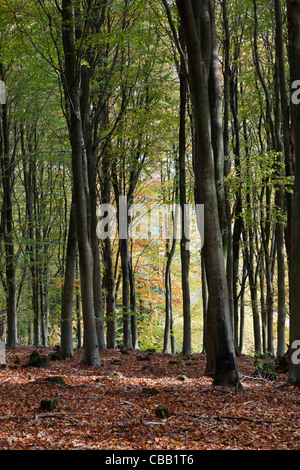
(40, 398), (58, 411)
(155, 406), (170, 419)
(46, 376), (66, 386)
(24, 350), (50, 368)
(142, 387), (159, 396)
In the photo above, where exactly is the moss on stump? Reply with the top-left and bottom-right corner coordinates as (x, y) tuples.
(155, 406), (170, 419)
(40, 398), (58, 411)
(24, 350), (50, 368)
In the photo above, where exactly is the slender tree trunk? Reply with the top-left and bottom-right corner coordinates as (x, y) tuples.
(243, 222), (262, 354)
(120, 235), (132, 349)
(0, 64), (17, 348)
(29, 144), (40, 347)
(40, 265), (49, 347)
(274, 0), (288, 358)
(259, 259), (267, 353)
(201, 252), (207, 354)
(88, 152), (105, 350)
(163, 206), (178, 354)
(230, 71), (244, 356)
(101, 154), (117, 348)
(274, 60), (287, 358)
(222, 3), (234, 332)
(104, 235), (117, 348)
(80, 42), (105, 351)
(238, 261), (246, 354)
(275, 0), (293, 260)
(208, 0), (227, 261)
(178, 27), (192, 356)
(265, 244), (275, 355)
(75, 257), (82, 348)
(61, 196), (77, 358)
(130, 257), (138, 350)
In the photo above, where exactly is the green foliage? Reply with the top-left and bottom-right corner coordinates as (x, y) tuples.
(0, 0), (293, 361)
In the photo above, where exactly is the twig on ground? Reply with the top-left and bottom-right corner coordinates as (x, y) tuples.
(34, 412), (78, 424)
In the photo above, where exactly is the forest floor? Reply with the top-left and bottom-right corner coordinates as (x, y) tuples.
(0, 345), (298, 451)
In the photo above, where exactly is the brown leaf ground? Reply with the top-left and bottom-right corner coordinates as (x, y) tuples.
(0, 345), (298, 450)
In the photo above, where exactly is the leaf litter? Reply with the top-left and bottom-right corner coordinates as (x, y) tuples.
(0, 345), (298, 450)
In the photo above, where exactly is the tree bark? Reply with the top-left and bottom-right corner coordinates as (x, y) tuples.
(61, 195), (77, 358)
(130, 256), (138, 350)
(276, 0), (293, 261)
(0, 64), (17, 348)
(287, 0), (300, 384)
(61, 0), (101, 366)
(178, 27), (192, 356)
(163, 205), (178, 354)
(175, 0), (241, 387)
(101, 145), (117, 348)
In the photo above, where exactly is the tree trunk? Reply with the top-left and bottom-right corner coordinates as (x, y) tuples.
(130, 257), (138, 350)
(259, 260), (267, 353)
(101, 151), (117, 348)
(287, 0), (300, 384)
(61, 0), (101, 366)
(104, 236), (117, 349)
(175, 0), (241, 387)
(120, 235), (132, 349)
(178, 27), (192, 356)
(230, 57), (244, 356)
(112, 183), (132, 350)
(274, 0), (288, 358)
(243, 224), (262, 353)
(208, 0), (227, 261)
(163, 203), (178, 354)
(0, 64), (17, 348)
(61, 196), (77, 358)
(75, 257), (82, 348)
(201, 252), (207, 353)
(275, 0), (293, 261)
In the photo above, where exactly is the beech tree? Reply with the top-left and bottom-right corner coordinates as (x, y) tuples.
(0, 0), (298, 382)
(61, 0), (102, 366)
(287, 0), (300, 385)
(174, 0), (241, 387)
(0, 62), (17, 348)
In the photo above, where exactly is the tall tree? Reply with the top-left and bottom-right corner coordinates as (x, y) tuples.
(174, 0), (241, 387)
(0, 63), (17, 348)
(60, 194), (77, 358)
(61, 0), (102, 366)
(287, 0), (300, 385)
(178, 27), (192, 357)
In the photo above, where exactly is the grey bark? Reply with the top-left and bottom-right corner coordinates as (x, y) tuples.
(287, 0), (300, 384)
(0, 64), (17, 348)
(61, 0), (102, 366)
(61, 196), (77, 358)
(175, 0), (241, 387)
(178, 27), (192, 356)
